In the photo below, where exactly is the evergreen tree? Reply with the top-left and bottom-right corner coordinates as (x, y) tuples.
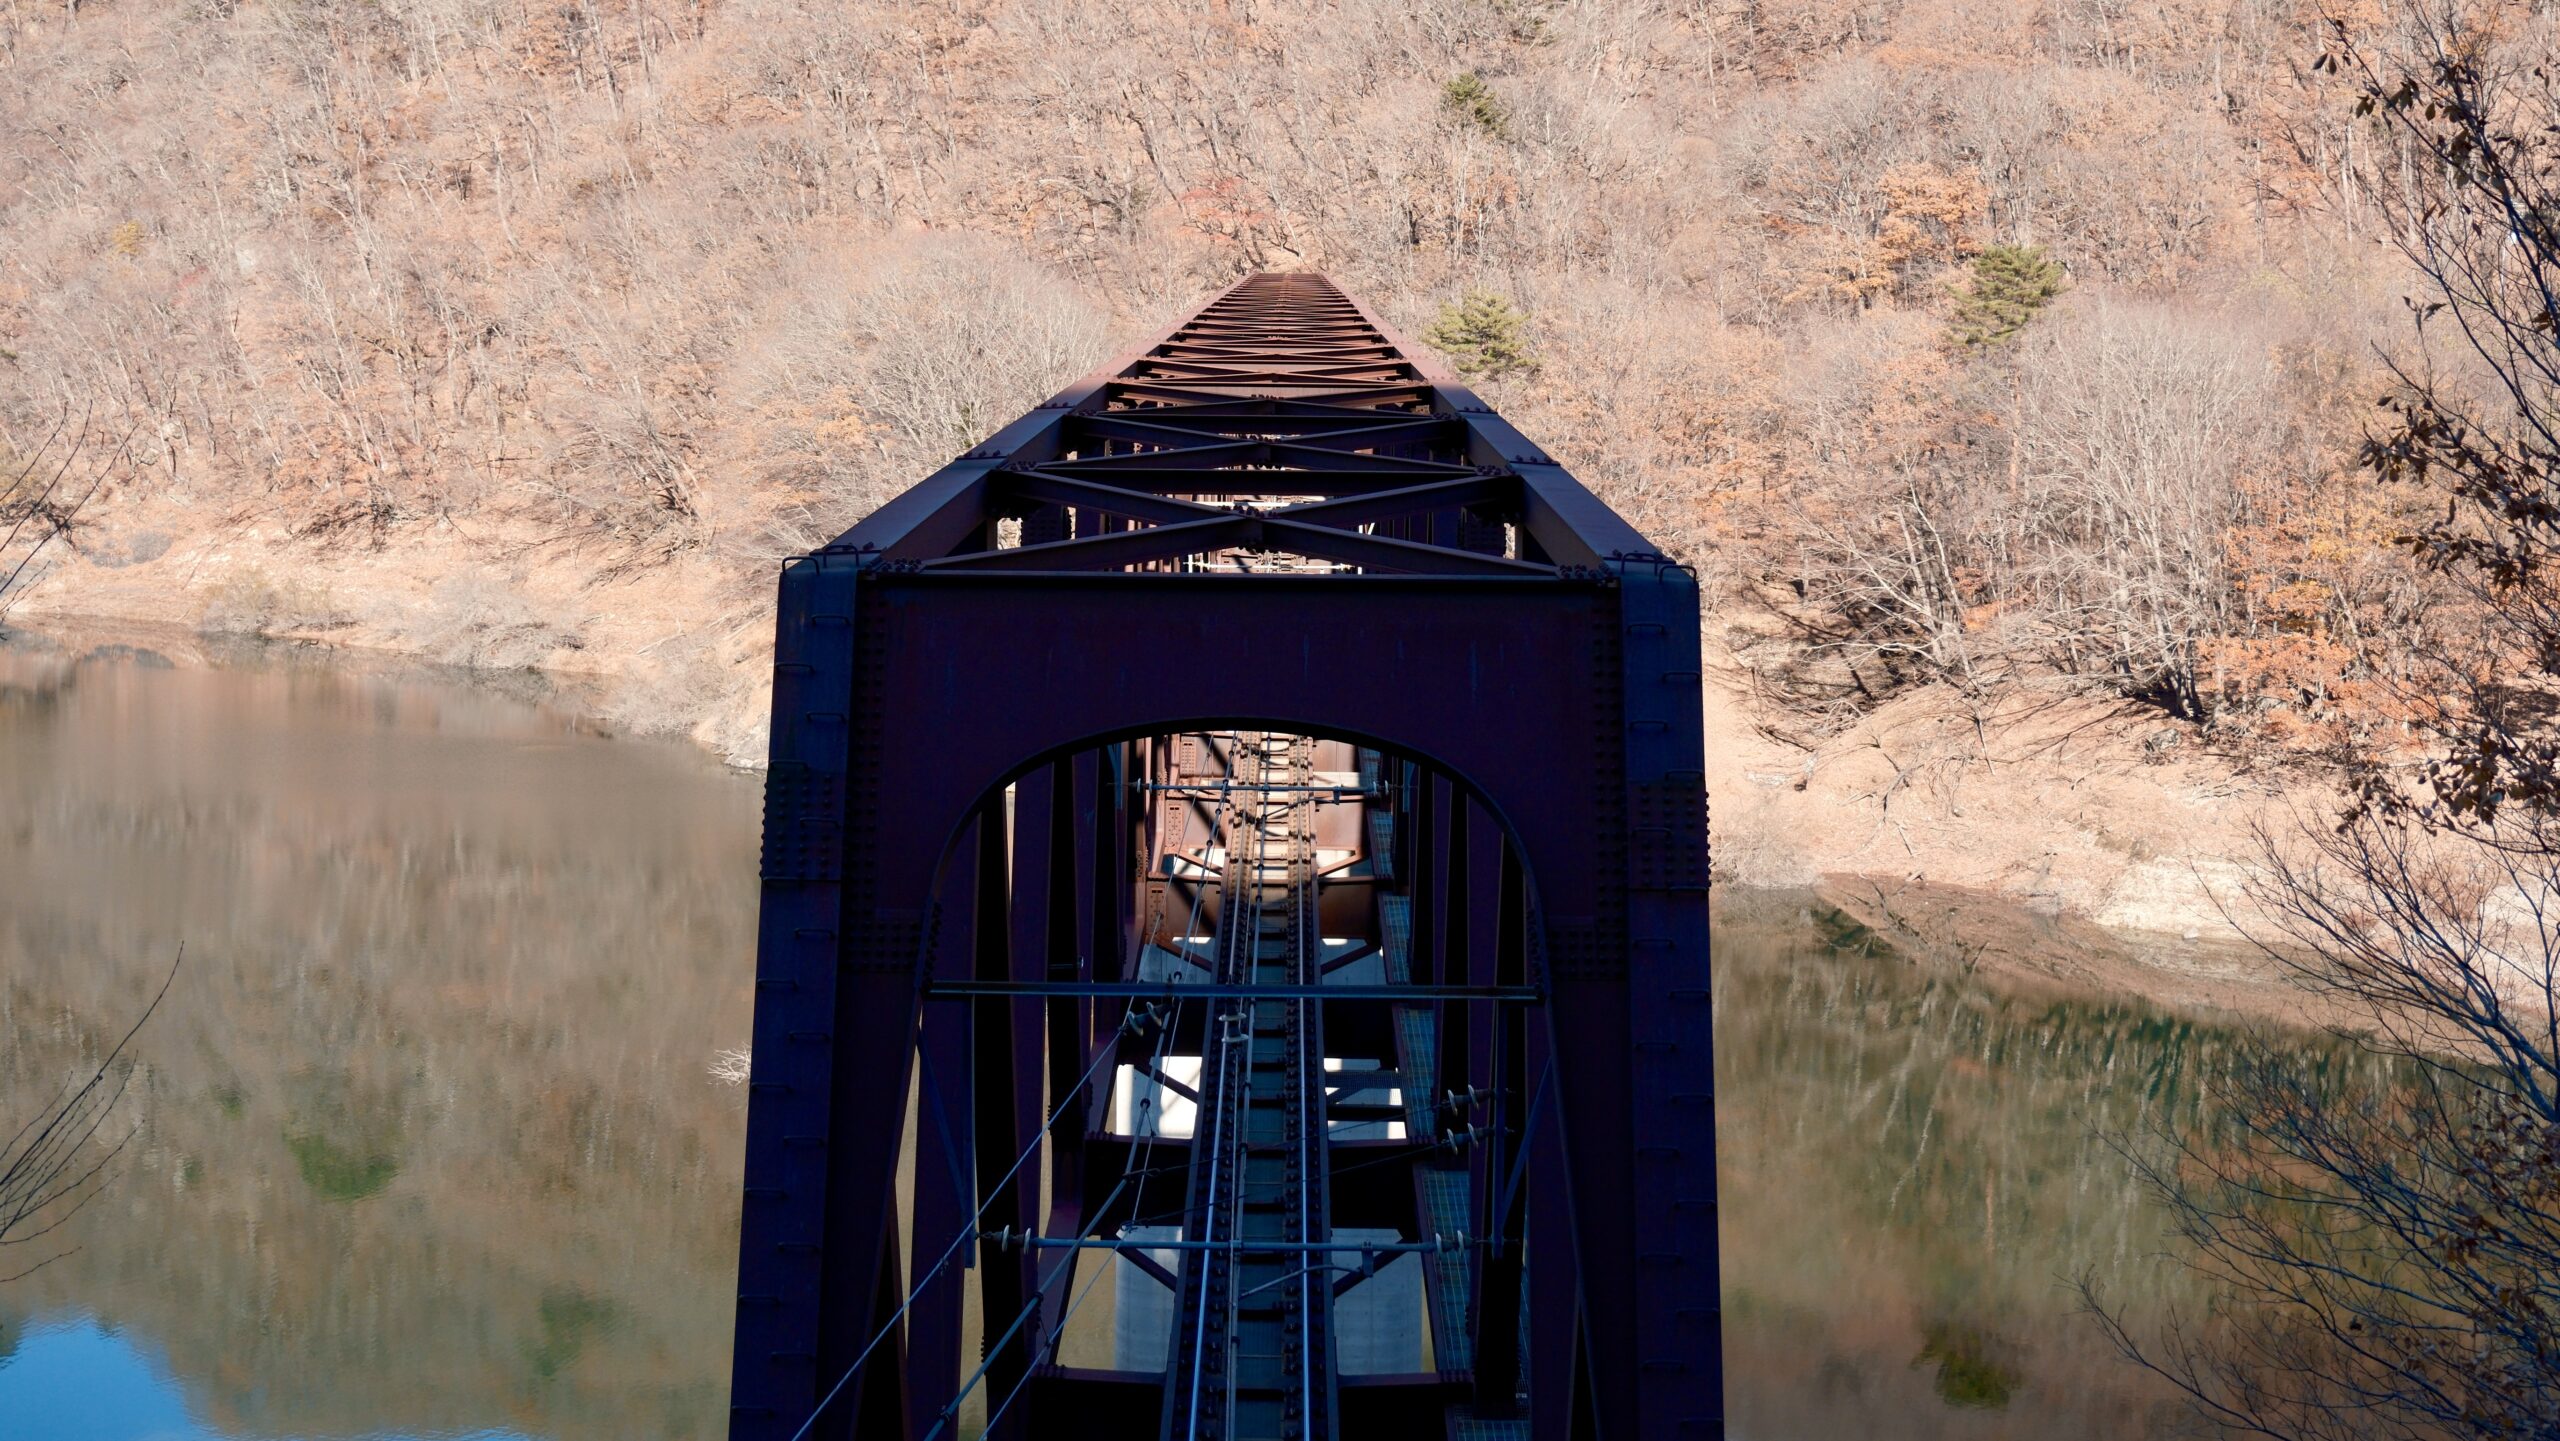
(1949, 244), (2065, 347)
(1441, 73), (1508, 140)
(1423, 291), (1536, 380)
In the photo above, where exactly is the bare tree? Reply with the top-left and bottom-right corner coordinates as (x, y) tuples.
(1762, 301), (2280, 725)
(2084, 811), (2560, 1440)
(1760, 311), (1988, 720)
(0, 407), (140, 622)
(839, 239), (1110, 468)
(2, 949), (181, 1283)
(2084, 6), (2560, 1436)
(2010, 303), (2271, 719)
(741, 237), (1107, 555)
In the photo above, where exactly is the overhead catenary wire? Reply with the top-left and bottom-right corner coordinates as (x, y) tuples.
(969, 1222), (1125, 1438)
(918, 733), (1246, 1441)
(779, 977), (1145, 1441)
(783, 729), (1382, 1441)
(1188, 732), (1274, 1440)
(783, 736), (1267, 1441)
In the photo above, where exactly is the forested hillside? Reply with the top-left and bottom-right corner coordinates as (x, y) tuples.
(0, 0), (2467, 766)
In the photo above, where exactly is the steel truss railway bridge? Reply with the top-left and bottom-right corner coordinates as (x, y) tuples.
(728, 274), (1718, 1441)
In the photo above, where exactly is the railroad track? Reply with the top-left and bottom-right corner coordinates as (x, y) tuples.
(1166, 732), (1339, 1441)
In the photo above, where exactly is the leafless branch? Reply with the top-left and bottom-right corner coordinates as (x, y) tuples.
(0, 947), (184, 1283)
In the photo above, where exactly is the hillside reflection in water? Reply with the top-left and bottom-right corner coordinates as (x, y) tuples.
(0, 636), (758, 1440)
(1712, 895), (2384, 1439)
(0, 638), (2343, 1439)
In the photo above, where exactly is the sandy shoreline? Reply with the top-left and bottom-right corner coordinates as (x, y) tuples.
(1697, 646), (2320, 944)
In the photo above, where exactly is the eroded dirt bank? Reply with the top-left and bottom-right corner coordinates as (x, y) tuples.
(1699, 648), (2316, 945)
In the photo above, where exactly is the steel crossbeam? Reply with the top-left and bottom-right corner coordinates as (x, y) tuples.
(729, 274), (1719, 1441)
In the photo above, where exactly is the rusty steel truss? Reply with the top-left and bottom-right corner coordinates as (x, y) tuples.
(728, 273), (1719, 1441)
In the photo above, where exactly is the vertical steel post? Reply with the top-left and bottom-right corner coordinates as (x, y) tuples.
(731, 552), (869, 1440)
(1614, 559), (1721, 1436)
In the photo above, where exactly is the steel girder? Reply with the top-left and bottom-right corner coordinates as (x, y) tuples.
(728, 274), (1719, 1441)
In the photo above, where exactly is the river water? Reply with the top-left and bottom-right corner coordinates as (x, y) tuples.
(0, 635), (2302, 1439)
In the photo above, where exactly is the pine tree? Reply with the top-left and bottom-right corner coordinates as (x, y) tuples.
(1949, 244), (2065, 347)
(1441, 73), (1508, 140)
(1423, 291), (1536, 380)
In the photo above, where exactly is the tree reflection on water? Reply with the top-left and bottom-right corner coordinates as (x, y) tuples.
(0, 637), (756, 1440)
(0, 639), (2377, 1440)
(1713, 892), (2389, 1440)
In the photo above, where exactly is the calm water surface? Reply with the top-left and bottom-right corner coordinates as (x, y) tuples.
(0, 636), (2308, 1438)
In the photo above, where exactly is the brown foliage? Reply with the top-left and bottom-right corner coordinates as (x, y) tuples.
(0, 0), (2485, 751)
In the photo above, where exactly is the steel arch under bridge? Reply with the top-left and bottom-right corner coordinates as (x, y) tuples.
(728, 273), (1719, 1441)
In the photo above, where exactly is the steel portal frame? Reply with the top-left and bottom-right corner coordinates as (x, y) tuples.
(728, 274), (1719, 1440)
